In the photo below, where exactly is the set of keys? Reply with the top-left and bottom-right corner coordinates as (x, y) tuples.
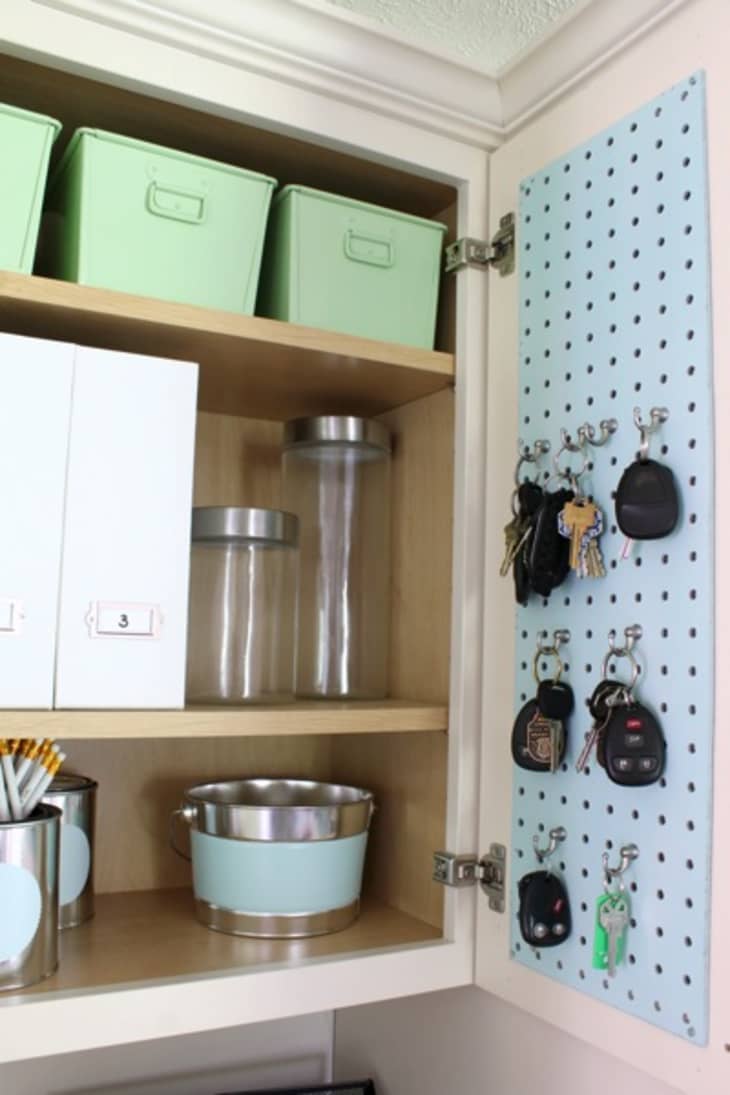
(594, 889), (631, 977)
(575, 655), (666, 786)
(558, 497), (606, 578)
(512, 641), (573, 773)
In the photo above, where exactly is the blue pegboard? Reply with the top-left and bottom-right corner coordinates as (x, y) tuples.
(509, 72), (714, 1044)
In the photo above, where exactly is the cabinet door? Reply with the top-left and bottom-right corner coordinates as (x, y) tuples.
(0, 333), (74, 708)
(54, 346), (198, 708)
(476, 11), (726, 1094)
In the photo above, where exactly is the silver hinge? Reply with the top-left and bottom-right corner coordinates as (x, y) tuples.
(433, 844), (507, 913)
(444, 214), (515, 277)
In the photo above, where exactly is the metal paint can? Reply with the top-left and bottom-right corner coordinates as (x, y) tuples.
(0, 804), (60, 991)
(43, 774), (97, 929)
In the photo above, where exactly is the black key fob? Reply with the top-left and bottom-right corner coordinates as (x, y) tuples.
(511, 699), (565, 772)
(537, 679), (575, 720)
(527, 488), (573, 597)
(602, 702), (666, 786)
(518, 870), (571, 947)
(615, 458), (679, 540)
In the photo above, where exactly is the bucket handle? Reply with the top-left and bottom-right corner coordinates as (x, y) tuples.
(169, 806), (193, 862)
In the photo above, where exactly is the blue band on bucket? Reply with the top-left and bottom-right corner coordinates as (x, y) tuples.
(191, 830), (368, 915)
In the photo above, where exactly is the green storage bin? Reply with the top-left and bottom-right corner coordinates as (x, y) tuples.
(0, 103), (61, 274)
(258, 185), (447, 349)
(43, 129), (277, 314)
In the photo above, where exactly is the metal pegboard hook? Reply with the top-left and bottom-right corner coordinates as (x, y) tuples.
(514, 438), (551, 487)
(533, 826), (567, 864)
(634, 406), (669, 463)
(602, 626), (641, 693)
(533, 630), (569, 683)
(602, 844), (639, 891)
(608, 624), (643, 655)
(536, 628), (571, 654)
(577, 418), (619, 448)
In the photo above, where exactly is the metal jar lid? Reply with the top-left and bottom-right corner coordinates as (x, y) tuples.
(191, 507), (299, 546)
(283, 416), (391, 453)
(47, 774), (98, 794)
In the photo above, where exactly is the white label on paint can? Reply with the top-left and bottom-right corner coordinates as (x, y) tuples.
(0, 863), (42, 961)
(59, 823), (91, 906)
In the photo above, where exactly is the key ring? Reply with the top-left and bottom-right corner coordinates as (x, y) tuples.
(600, 647), (640, 694)
(533, 646), (563, 685)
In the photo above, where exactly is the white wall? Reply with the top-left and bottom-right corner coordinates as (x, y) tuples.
(334, 987), (680, 1095)
(0, 1012), (333, 1095)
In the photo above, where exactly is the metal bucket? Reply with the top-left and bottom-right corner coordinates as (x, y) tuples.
(0, 804), (60, 991)
(172, 779), (374, 938)
(43, 774), (97, 929)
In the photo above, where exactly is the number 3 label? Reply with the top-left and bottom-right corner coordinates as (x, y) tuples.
(87, 602), (160, 638)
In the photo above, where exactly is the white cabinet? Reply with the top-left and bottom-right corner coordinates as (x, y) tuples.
(0, 2), (728, 1094)
(0, 333), (73, 708)
(54, 347), (198, 708)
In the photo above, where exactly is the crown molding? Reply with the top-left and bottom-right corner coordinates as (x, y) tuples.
(28, 0), (691, 147)
(30, 0), (505, 149)
(499, 0), (692, 132)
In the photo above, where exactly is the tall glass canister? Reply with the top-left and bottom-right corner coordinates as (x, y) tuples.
(282, 416), (392, 700)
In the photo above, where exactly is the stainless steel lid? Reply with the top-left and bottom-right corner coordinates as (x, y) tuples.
(47, 774), (98, 794)
(191, 507), (299, 546)
(181, 778), (374, 842)
(283, 416), (391, 453)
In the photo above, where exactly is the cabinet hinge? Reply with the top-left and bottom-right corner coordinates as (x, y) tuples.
(444, 214), (515, 277)
(432, 845), (506, 913)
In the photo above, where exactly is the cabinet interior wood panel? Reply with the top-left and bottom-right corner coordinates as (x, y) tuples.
(0, 55), (456, 223)
(65, 730), (446, 932)
(330, 731), (447, 930)
(194, 389), (454, 706)
(380, 389), (454, 704)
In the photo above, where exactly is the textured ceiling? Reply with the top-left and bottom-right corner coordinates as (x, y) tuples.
(315, 0), (589, 76)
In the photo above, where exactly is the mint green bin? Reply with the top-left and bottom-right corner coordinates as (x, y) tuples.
(258, 185), (447, 349)
(42, 129), (276, 314)
(0, 103), (61, 274)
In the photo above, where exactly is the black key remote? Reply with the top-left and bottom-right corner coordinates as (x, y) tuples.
(537, 679), (575, 720)
(511, 699), (566, 772)
(602, 701), (666, 785)
(518, 870), (571, 947)
(615, 458), (679, 540)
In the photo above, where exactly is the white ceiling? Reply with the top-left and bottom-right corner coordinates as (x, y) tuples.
(300, 0), (594, 77)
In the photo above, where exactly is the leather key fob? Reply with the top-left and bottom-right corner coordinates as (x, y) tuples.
(511, 698), (565, 771)
(602, 702), (666, 786)
(615, 459), (679, 540)
(527, 488), (573, 596)
(518, 870), (571, 947)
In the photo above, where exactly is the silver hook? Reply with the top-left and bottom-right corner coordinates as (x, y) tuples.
(534, 826), (567, 864)
(552, 430), (588, 489)
(634, 406), (669, 463)
(533, 630), (570, 684)
(607, 624), (643, 655)
(515, 439), (551, 487)
(602, 625), (642, 693)
(578, 419), (618, 448)
(602, 844), (639, 891)
(511, 439), (551, 516)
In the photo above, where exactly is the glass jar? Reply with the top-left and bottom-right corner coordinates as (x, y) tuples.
(282, 416), (391, 700)
(186, 507), (298, 704)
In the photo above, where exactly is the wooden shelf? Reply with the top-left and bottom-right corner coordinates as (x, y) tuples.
(1, 700), (448, 740)
(12, 889), (441, 1000)
(0, 273), (454, 420)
